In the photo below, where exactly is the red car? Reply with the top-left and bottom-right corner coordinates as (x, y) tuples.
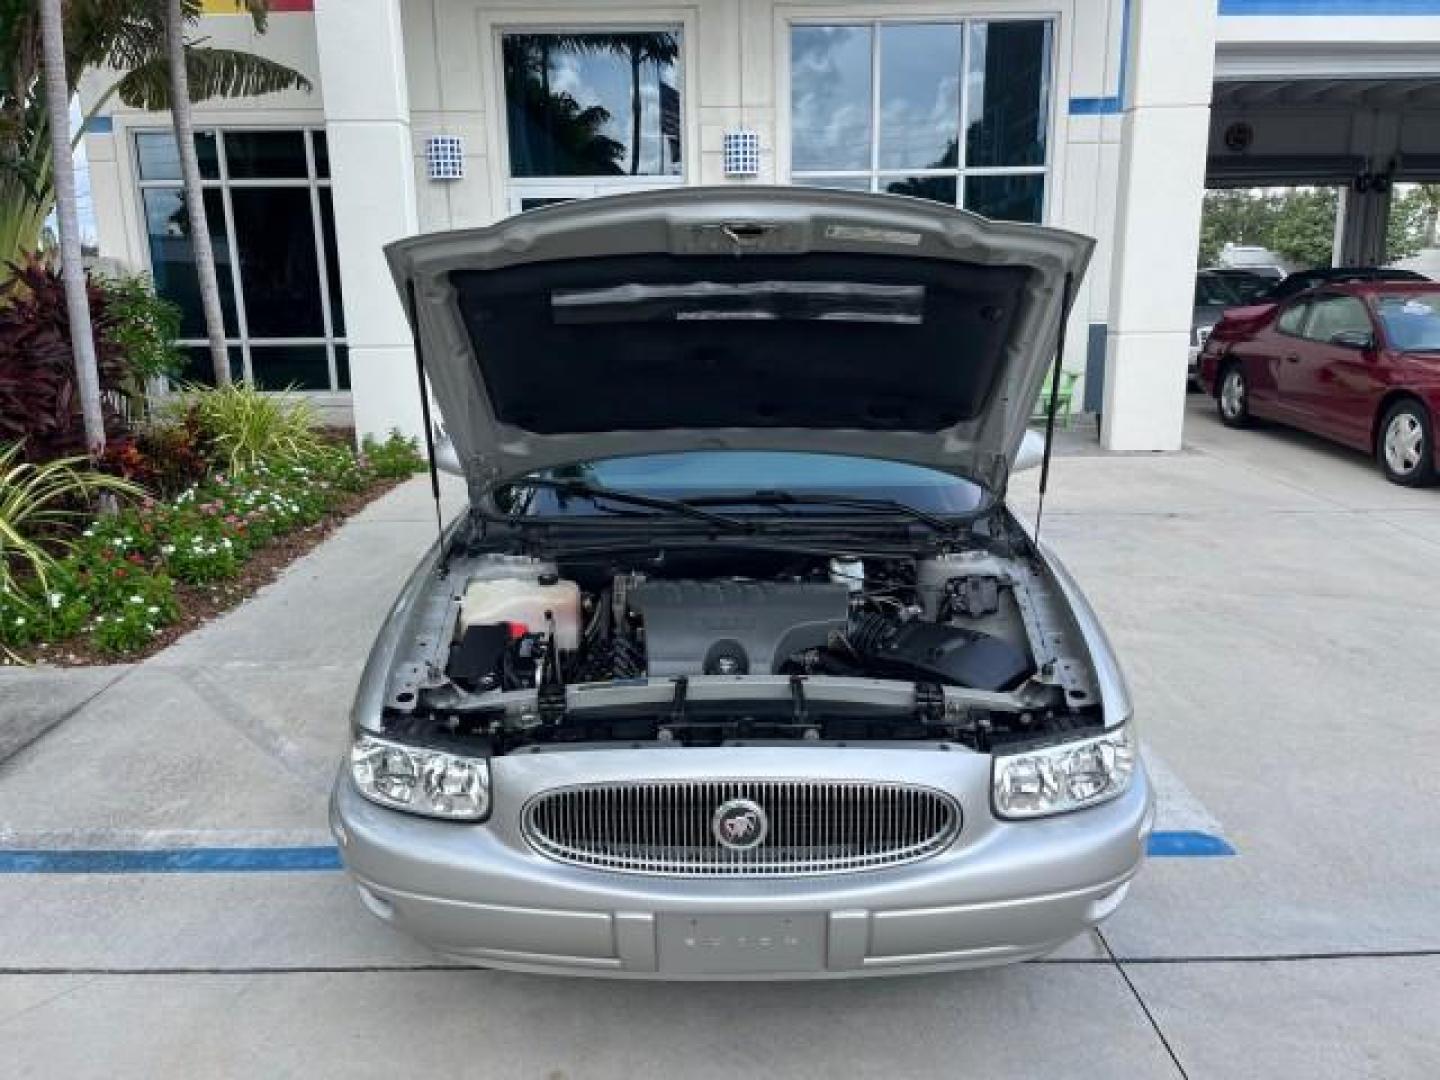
(1197, 281), (1440, 486)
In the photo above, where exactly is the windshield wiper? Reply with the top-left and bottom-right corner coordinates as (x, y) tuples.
(681, 490), (965, 533)
(515, 478), (754, 532)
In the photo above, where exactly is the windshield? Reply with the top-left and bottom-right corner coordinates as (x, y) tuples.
(512, 452), (986, 516)
(1374, 291), (1440, 352)
(1195, 275), (1241, 307)
(1218, 273), (1272, 302)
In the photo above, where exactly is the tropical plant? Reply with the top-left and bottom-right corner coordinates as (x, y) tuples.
(95, 273), (184, 390)
(0, 441), (142, 594)
(0, 1), (312, 267)
(0, 254), (130, 461)
(181, 381), (320, 473)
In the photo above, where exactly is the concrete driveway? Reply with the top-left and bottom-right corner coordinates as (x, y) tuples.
(1, 395), (1437, 1078)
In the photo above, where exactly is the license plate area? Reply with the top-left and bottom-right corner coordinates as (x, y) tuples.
(656, 913), (826, 974)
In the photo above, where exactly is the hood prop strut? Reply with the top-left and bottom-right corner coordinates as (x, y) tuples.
(1034, 272), (1074, 546)
(406, 282), (447, 567)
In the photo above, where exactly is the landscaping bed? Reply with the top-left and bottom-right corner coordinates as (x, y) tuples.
(6, 465), (407, 667)
(1, 261), (428, 667)
(2, 397), (425, 667)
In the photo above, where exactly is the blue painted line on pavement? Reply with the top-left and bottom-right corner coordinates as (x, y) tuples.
(0, 831), (1233, 873)
(1147, 831), (1237, 858)
(0, 846), (343, 874)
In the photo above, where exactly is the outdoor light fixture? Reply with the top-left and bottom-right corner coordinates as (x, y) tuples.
(425, 136), (465, 181)
(992, 725), (1135, 819)
(351, 735), (490, 820)
(722, 130), (760, 177)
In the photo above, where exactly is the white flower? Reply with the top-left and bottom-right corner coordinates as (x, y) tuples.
(13, 616), (25, 626)
(147, 605), (160, 615)
(82, 529), (95, 538)
(161, 544), (176, 556)
(49, 593), (64, 609)
(129, 595), (144, 605)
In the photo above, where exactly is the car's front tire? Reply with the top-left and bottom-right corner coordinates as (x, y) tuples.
(1378, 399), (1437, 487)
(1217, 363), (1251, 429)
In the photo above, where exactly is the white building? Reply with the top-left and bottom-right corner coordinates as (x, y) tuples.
(79, 0), (1440, 452)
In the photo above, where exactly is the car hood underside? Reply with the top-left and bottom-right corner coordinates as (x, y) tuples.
(386, 187), (1094, 501)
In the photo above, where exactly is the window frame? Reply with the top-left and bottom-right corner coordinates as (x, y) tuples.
(490, 21), (693, 214)
(131, 126), (346, 392)
(780, 12), (1057, 222)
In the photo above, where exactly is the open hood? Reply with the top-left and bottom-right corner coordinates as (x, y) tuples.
(387, 187), (1093, 504)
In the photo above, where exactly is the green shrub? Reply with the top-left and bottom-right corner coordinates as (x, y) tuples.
(95, 274), (184, 385)
(89, 572), (179, 653)
(181, 382), (322, 474)
(361, 429), (426, 478)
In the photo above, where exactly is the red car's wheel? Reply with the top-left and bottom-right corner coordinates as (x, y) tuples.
(1378, 399), (1437, 487)
(1217, 364), (1251, 429)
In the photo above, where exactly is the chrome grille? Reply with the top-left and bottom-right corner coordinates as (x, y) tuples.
(521, 780), (961, 876)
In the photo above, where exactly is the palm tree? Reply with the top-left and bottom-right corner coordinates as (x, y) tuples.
(37, 0), (105, 457)
(163, 0), (226, 383)
(108, 0), (310, 386)
(0, 1), (310, 275)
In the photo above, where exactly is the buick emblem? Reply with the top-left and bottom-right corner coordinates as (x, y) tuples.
(712, 798), (769, 851)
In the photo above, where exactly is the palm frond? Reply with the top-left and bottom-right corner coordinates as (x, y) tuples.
(114, 47), (312, 110)
(184, 46), (311, 102)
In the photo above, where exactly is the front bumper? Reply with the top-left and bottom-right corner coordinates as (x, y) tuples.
(331, 747), (1153, 979)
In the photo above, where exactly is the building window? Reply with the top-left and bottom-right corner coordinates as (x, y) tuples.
(500, 29), (684, 211)
(789, 20), (1052, 222)
(135, 128), (346, 391)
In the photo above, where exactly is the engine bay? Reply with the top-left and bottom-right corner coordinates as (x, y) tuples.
(447, 551), (1036, 695)
(377, 522), (1105, 755)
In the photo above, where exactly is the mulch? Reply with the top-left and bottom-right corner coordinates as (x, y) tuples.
(11, 475), (408, 669)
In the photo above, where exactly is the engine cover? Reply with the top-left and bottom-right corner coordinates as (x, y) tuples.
(634, 580), (850, 677)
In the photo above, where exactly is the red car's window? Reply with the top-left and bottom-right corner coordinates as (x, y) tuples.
(1374, 293), (1440, 352)
(1275, 301), (1309, 336)
(1302, 295), (1372, 344)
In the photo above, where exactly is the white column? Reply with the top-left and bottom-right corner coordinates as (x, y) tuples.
(315, 0), (422, 441)
(1100, 0), (1217, 452)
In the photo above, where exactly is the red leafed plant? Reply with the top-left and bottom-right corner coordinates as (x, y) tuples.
(0, 255), (130, 461)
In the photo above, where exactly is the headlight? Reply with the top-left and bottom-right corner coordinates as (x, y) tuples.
(992, 725), (1135, 820)
(350, 735), (490, 820)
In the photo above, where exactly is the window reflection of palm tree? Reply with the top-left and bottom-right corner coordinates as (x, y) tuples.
(617, 34), (679, 175)
(503, 35), (625, 175)
(503, 32), (679, 177)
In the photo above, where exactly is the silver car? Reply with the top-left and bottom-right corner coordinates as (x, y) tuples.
(331, 188), (1153, 979)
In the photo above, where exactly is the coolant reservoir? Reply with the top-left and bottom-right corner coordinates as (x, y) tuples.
(458, 575), (581, 650)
